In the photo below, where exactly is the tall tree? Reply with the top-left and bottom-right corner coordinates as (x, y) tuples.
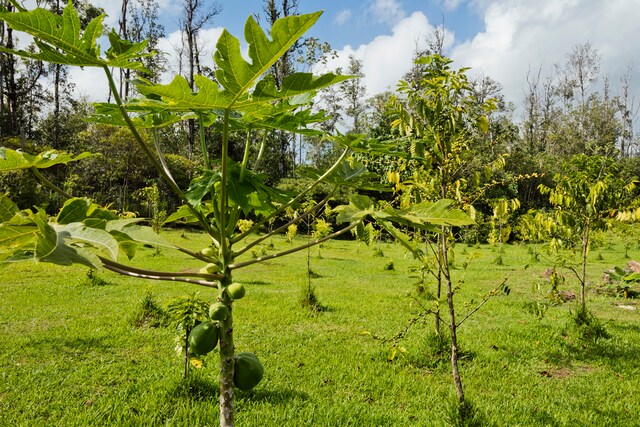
(339, 55), (368, 133)
(179, 0), (221, 157)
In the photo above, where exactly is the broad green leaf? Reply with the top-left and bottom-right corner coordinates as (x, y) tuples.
(56, 222), (120, 260)
(0, 194), (19, 222)
(0, 223), (38, 253)
(56, 198), (91, 224)
(380, 199), (474, 229)
(215, 12), (321, 103)
(0, 147), (94, 171)
(249, 72), (351, 105)
(89, 103), (187, 128)
(110, 223), (176, 249)
(164, 204), (202, 224)
(376, 219), (424, 260)
(135, 75), (232, 112)
(105, 29), (152, 73)
(0, 2), (105, 67)
(335, 195), (375, 224)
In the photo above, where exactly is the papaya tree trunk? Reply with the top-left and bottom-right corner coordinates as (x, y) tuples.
(219, 274), (235, 427)
(441, 230), (465, 403)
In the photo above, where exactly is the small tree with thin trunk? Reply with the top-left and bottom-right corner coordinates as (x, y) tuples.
(539, 154), (635, 314)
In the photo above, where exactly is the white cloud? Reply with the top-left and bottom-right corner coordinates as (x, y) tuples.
(334, 9), (353, 26)
(368, 0), (406, 26)
(444, 0), (464, 11)
(452, 0), (640, 114)
(321, 12), (451, 96)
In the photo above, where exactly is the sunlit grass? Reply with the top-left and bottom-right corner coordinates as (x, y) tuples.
(1, 230), (639, 425)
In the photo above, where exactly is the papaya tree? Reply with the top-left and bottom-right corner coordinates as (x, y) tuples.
(538, 154), (635, 314)
(0, 2), (472, 426)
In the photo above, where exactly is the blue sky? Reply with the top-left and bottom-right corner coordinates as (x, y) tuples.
(29, 0), (639, 119)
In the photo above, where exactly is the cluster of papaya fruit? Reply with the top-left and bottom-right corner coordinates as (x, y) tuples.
(187, 274), (263, 391)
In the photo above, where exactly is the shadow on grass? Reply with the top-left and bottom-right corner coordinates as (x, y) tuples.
(22, 335), (113, 357)
(244, 280), (272, 286)
(167, 378), (309, 406)
(167, 376), (219, 402)
(237, 386), (309, 404)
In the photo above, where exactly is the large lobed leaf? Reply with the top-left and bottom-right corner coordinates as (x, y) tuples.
(0, 196), (176, 267)
(0, 147), (94, 171)
(0, 1), (149, 71)
(132, 12), (350, 116)
(215, 12), (321, 102)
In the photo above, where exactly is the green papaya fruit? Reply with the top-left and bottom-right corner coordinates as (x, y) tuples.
(188, 321), (219, 356)
(227, 283), (246, 300)
(234, 352), (264, 390)
(209, 302), (229, 321)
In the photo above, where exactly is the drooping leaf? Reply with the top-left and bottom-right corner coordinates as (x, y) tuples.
(376, 219), (424, 260)
(0, 194), (19, 222)
(0, 147), (94, 171)
(56, 198), (91, 224)
(55, 222), (120, 260)
(334, 195), (375, 224)
(378, 199), (474, 230)
(108, 223), (176, 249)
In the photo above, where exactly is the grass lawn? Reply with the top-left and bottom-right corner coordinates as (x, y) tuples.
(1, 230), (639, 426)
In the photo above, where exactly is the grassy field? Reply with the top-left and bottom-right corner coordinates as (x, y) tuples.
(1, 230), (639, 426)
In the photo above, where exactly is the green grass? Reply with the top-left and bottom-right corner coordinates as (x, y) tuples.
(1, 231), (639, 426)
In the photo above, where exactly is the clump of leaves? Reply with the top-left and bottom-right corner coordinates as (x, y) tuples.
(129, 291), (169, 328)
(601, 264), (640, 298)
(299, 284), (325, 315)
(444, 397), (488, 427)
(525, 268), (574, 319)
(568, 308), (610, 343)
(383, 259), (395, 271)
(81, 269), (113, 287)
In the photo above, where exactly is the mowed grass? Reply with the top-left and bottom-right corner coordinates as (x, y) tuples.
(1, 230), (639, 426)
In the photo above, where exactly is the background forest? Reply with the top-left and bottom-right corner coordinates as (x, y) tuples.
(1, 0), (639, 239)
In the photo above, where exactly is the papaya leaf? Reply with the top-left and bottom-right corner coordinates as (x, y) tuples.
(0, 147), (94, 171)
(108, 223), (176, 249)
(376, 219), (424, 260)
(88, 103), (187, 128)
(105, 29), (152, 73)
(0, 222), (38, 255)
(334, 195), (375, 224)
(56, 198), (91, 224)
(214, 12), (321, 103)
(376, 200), (474, 231)
(0, 194), (19, 222)
(249, 72), (352, 105)
(0, 2), (105, 67)
(56, 222), (120, 261)
(108, 230), (138, 260)
(0, 2), (149, 71)
(186, 170), (221, 209)
(164, 204), (202, 224)
(134, 75), (232, 112)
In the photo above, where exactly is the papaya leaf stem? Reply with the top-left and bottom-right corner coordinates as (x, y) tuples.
(229, 222), (359, 270)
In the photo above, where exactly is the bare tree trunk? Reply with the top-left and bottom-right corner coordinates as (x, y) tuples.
(580, 219), (590, 312)
(441, 230), (464, 403)
(119, 0), (130, 100)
